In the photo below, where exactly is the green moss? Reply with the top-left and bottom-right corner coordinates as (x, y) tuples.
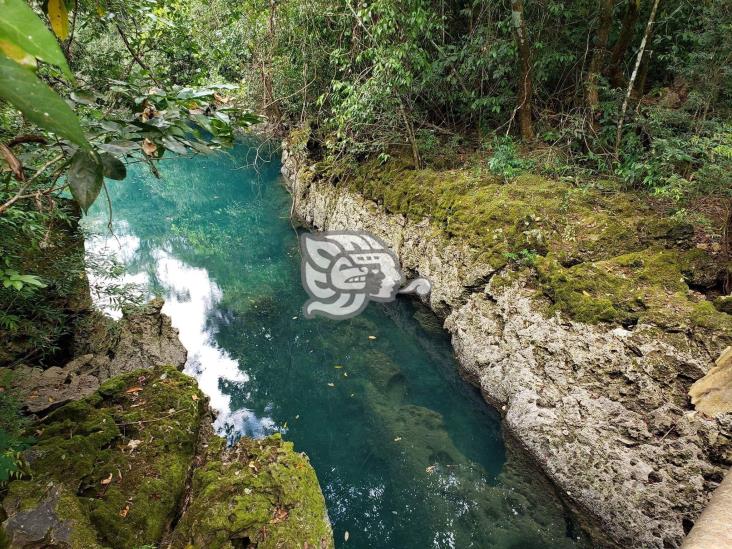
(170, 434), (334, 549)
(312, 155), (731, 332)
(535, 250), (732, 332)
(4, 365), (205, 549)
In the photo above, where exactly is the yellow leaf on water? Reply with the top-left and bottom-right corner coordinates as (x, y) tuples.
(47, 0), (70, 40)
(0, 40), (36, 69)
(334, 365), (343, 369)
(344, 531), (350, 542)
(327, 383), (335, 387)
(394, 437), (402, 442)
(368, 335), (377, 340)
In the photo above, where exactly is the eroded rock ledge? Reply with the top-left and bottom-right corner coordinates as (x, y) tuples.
(2, 301), (333, 548)
(281, 136), (732, 548)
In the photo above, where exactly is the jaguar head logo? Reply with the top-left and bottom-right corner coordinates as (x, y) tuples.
(300, 231), (431, 319)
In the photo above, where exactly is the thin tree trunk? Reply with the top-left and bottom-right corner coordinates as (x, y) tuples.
(261, 0), (282, 123)
(614, 0), (660, 155)
(631, 48), (652, 101)
(510, 0), (534, 141)
(586, 0), (615, 123)
(400, 103), (422, 169)
(723, 201), (732, 293)
(608, 0), (640, 87)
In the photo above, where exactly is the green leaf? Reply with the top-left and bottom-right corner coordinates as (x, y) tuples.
(68, 150), (103, 212)
(99, 152), (126, 180)
(0, 0), (72, 79)
(0, 54), (88, 148)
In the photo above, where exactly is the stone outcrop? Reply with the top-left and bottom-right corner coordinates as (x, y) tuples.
(2, 365), (334, 548)
(281, 138), (732, 548)
(10, 298), (187, 416)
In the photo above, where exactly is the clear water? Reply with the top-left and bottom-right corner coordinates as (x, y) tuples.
(84, 140), (588, 548)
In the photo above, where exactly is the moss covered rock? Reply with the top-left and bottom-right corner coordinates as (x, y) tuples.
(312, 154), (731, 333)
(170, 433), (334, 549)
(2, 365), (205, 548)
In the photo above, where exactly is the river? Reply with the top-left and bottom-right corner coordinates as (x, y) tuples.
(83, 139), (587, 548)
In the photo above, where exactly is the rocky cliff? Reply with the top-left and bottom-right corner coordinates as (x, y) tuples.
(281, 132), (732, 548)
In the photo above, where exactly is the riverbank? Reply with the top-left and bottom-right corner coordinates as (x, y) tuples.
(281, 127), (732, 548)
(0, 212), (334, 548)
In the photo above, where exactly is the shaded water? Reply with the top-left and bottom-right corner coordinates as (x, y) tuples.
(84, 141), (587, 548)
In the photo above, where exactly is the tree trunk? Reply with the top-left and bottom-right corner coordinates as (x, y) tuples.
(723, 201), (732, 294)
(510, 0), (534, 141)
(586, 0), (615, 123)
(615, 0), (660, 155)
(608, 0), (640, 87)
(631, 48), (652, 101)
(261, 0), (282, 123)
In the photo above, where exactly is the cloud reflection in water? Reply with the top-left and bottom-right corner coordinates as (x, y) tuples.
(84, 224), (277, 440)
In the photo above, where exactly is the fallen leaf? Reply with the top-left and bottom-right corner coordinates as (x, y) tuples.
(345, 531), (350, 542)
(191, 394), (199, 401)
(125, 386), (143, 394)
(368, 335), (377, 340)
(101, 473), (113, 485)
(334, 365), (343, 369)
(394, 437), (402, 442)
(142, 138), (157, 157)
(425, 465), (437, 474)
(119, 504), (129, 518)
(327, 383), (335, 387)
(271, 507), (289, 523)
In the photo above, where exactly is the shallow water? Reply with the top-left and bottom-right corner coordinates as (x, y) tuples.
(84, 140), (587, 548)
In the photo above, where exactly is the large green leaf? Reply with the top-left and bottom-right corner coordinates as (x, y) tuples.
(68, 150), (103, 212)
(0, 54), (88, 148)
(0, 0), (72, 79)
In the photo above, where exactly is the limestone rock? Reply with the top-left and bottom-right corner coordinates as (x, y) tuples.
(281, 140), (732, 548)
(2, 483), (102, 549)
(9, 299), (186, 416)
(11, 357), (100, 414)
(107, 298), (187, 376)
(2, 365), (205, 548)
(690, 347), (732, 416)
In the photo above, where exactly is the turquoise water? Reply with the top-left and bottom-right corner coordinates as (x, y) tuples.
(84, 141), (587, 548)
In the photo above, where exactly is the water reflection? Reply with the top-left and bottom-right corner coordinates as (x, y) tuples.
(84, 223), (278, 437)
